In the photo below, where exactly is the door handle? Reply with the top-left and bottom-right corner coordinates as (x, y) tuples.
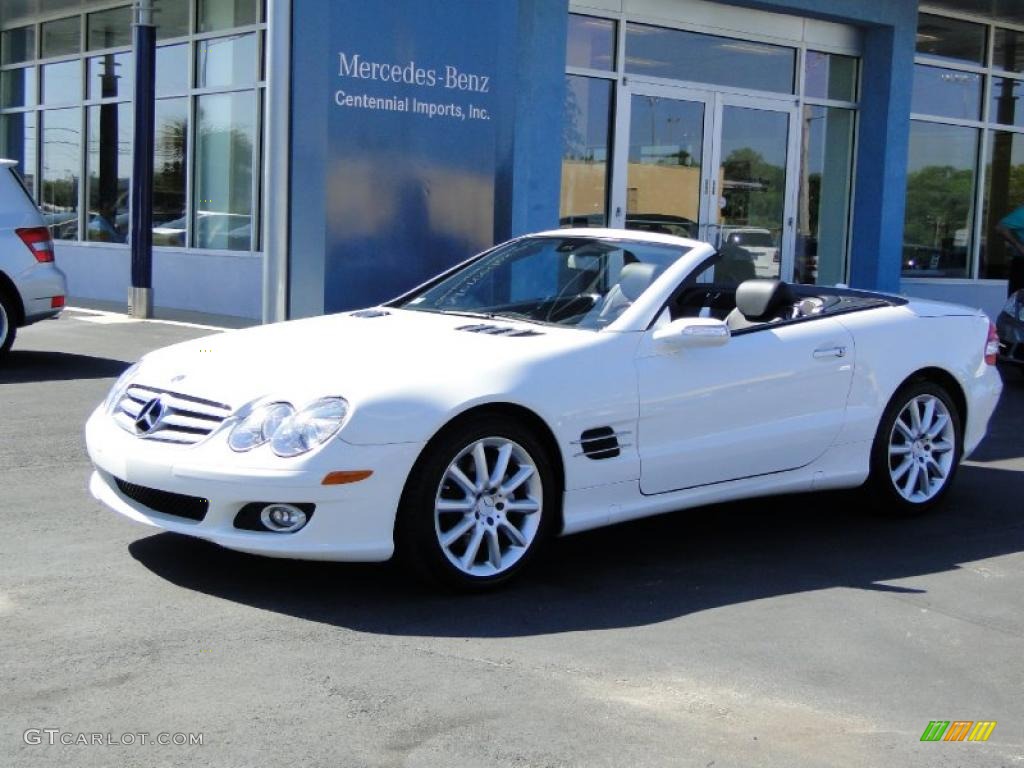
(813, 345), (847, 359)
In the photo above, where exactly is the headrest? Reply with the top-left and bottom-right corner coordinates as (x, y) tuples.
(734, 279), (794, 321)
(618, 262), (664, 302)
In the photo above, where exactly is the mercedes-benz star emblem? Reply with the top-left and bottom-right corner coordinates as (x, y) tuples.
(134, 397), (166, 435)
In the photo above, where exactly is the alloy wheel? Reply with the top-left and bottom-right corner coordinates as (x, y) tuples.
(433, 437), (543, 578)
(887, 394), (956, 503)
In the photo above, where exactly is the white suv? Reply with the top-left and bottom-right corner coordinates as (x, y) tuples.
(720, 227), (781, 279)
(0, 159), (67, 360)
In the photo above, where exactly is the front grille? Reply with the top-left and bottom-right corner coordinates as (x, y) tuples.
(113, 384), (232, 445)
(114, 478), (209, 522)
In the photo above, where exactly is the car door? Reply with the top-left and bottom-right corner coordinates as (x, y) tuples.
(636, 317), (855, 494)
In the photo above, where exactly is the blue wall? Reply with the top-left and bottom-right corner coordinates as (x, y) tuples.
(288, 0), (567, 317)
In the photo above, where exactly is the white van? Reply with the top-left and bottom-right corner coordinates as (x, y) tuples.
(0, 159), (67, 360)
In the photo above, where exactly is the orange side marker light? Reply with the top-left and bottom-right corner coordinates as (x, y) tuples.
(322, 470), (374, 486)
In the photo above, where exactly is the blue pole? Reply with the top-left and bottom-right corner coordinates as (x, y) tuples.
(129, 0), (155, 317)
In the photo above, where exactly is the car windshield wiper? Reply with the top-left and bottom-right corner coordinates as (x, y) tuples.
(430, 309), (502, 320)
(487, 310), (548, 325)
(426, 308), (549, 325)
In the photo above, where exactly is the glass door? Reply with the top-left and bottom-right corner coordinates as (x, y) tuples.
(611, 85), (714, 242)
(709, 96), (798, 281)
(612, 85), (799, 281)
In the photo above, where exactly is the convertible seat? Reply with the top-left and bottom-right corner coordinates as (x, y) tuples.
(618, 261), (665, 301)
(725, 279), (794, 331)
(585, 261), (666, 324)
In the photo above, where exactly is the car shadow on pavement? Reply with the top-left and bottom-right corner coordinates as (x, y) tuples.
(128, 461), (1024, 638)
(0, 350), (130, 383)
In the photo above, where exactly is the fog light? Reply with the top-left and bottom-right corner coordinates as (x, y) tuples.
(260, 503), (308, 533)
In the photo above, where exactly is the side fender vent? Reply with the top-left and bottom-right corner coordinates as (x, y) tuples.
(574, 426), (629, 460)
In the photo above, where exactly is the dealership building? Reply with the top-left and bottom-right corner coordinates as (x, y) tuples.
(1, 0), (1022, 322)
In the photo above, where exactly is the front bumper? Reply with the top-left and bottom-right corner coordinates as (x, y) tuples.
(85, 407), (424, 561)
(14, 261), (67, 324)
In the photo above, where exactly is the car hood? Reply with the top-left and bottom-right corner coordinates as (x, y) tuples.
(132, 308), (601, 410)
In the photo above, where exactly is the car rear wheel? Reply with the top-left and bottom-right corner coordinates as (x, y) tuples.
(866, 380), (962, 515)
(396, 416), (558, 590)
(0, 289), (17, 360)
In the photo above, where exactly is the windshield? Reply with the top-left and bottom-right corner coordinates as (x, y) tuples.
(398, 236), (692, 329)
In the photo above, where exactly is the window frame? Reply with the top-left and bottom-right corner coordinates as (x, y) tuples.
(909, 4), (1024, 283)
(0, 0), (267, 254)
(564, 7), (861, 287)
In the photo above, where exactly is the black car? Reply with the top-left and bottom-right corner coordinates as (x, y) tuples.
(996, 289), (1024, 371)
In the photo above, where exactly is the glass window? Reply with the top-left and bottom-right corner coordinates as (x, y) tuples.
(990, 76), (1024, 126)
(916, 13), (986, 65)
(560, 75), (612, 227)
(194, 91), (255, 250)
(155, 44), (189, 96)
(716, 105), (789, 280)
(152, 98), (189, 247)
(87, 6), (132, 50)
(86, 102), (131, 243)
(567, 14), (615, 71)
(796, 106), (855, 286)
(154, 0), (190, 39)
(981, 130), (1024, 280)
(903, 121), (978, 279)
(87, 52), (133, 100)
(994, 28), (1024, 73)
(0, 67), (36, 108)
(911, 64), (982, 120)
(1, 111), (37, 192)
(804, 51), (857, 102)
(41, 59), (81, 104)
(41, 16), (80, 58)
(626, 94), (705, 240)
(195, 33), (256, 89)
(625, 23), (795, 94)
(1, 26), (35, 64)
(41, 107), (81, 240)
(198, 0), (258, 33)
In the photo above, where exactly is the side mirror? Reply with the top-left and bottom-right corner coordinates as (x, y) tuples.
(652, 317), (730, 349)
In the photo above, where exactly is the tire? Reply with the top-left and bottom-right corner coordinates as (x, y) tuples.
(0, 288), (17, 361)
(865, 380), (962, 515)
(395, 415), (559, 591)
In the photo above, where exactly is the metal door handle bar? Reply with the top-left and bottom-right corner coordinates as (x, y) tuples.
(813, 346), (847, 359)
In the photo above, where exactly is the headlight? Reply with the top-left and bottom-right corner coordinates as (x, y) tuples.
(271, 397), (349, 457)
(104, 362), (141, 413)
(228, 402), (296, 452)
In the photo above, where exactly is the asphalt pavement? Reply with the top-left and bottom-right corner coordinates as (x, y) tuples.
(1, 308), (1022, 768)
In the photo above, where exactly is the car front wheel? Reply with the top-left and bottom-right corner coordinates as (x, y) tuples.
(396, 416), (558, 590)
(867, 380), (962, 514)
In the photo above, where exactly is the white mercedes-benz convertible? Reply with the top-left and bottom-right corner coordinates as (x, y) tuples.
(86, 230), (1003, 589)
